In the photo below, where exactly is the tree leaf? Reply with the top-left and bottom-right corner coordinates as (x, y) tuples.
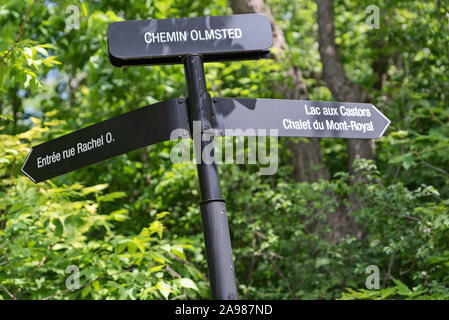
(178, 278), (199, 291)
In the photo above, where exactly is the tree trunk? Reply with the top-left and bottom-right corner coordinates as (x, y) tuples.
(229, 0), (330, 182)
(8, 85), (22, 135)
(316, 0), (375, 177)
(316, 0), (381, 241)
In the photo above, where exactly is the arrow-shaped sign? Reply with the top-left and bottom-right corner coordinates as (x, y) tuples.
(22, 97), (390, 183)
(212, 98), (390, 139)
(22, 98), (189, 183)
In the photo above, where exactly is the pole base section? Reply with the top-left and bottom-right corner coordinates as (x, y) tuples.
(200, 200), (238, 300)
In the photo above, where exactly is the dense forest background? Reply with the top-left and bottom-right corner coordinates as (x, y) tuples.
(1, 0), (448, 300)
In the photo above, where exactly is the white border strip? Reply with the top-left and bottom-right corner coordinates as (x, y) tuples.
(371, 104), (391, 138)
(21, 149), (37, 183)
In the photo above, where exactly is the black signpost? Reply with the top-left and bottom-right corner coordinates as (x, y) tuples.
(22, 13), (390, 300)
(184, 55), (238, 299)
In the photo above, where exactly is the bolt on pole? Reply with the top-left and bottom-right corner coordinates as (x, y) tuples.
(183, 55), (238, 300)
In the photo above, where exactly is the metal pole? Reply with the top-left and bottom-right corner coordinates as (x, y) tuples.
(183, 55), (238, 300)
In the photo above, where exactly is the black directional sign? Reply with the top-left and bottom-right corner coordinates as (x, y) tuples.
(212, 98), (390, 139)
(108, 14), (273, 67)
(21, 99), (189, 183)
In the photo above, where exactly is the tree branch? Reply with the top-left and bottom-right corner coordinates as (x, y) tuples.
(229, 0), (330, 182)
(0, 0), (39, 63)
(316, 0), (369, 102)
(29, 250), (49, 279)
(229, 0), (308, 99)
(166, 265), (182, 279)
(172, 255), (208, 280)
(5, 256), (16, 297)
(420, 160), (449, 177)
(228, 0), (287, 52)
(0, 283), (16, 300)
(171, 293), (187, 300)
(41, 266), (137, 300)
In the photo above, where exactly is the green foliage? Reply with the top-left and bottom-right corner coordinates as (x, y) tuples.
(0, 41), (60, 93)
(0, 123), (208, 300)
(221, 160), (449, 299)
(0, 0), (448, 300)
(340, 279), (449, 300)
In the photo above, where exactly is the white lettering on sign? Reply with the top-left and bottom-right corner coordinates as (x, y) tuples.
(77, 135), (104, 154)
(144, 28), (243, 44)
(305, 104), (371, 117)
(349, 121), (374, 132)
(325, 120), (349, 131)
(282, 104), (375, 133)
(282, 118), (311, 130)
(339, 105), (371, 117)
(37, 151), (61, 168)
(305, 105), (321, 115)
(144, 31), (187, 44)
(36, 132), (115, 169)
(62, 147), (76, 159)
